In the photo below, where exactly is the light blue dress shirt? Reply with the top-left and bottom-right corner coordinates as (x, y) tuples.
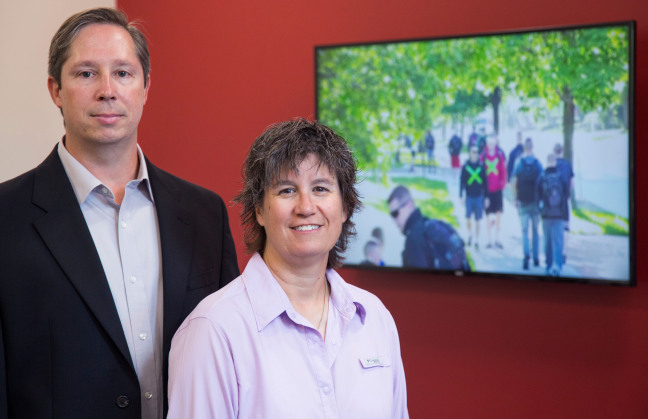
(58, 141), (163, 419)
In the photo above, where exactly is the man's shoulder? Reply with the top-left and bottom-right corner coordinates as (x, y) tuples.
(0, 167), (36, 196)
(146, 160), (225, 204)
(522, 155), (541, 165)
(556, 158), (574, 175)
(0, 153), (71, 227)
(423, 217), (458, 236)
(0, 148), (62, 201)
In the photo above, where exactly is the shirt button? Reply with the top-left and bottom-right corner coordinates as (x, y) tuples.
(345, 305), (354, 313)
(101, 187), (109, 195)
(288, 312), (295, 319)
(145, 392), (153, 400)
(120, 220), (127, 228)
(322, 385), (331, 394)
(129, 276), (137, 284)
(139, 333), (147, 340)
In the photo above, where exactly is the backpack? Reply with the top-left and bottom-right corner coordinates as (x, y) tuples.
(541, 172), (564, 218)
(423, 219), (471, 271)
(516, 158), (540, 203)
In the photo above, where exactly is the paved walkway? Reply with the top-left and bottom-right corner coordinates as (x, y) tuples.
(347, 162), (629, 282)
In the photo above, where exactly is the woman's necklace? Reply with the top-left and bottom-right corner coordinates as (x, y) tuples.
(317, 279), (329, 338)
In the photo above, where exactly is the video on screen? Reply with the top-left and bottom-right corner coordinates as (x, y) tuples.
(316, 22), (634, 285)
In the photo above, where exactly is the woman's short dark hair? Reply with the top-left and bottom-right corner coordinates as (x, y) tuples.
(234, 118), (361, 269)
(48, 7), (150, 87)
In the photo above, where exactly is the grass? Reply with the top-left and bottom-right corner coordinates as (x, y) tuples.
(572, 206), (629, 236)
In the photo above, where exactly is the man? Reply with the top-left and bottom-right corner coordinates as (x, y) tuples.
(459, 145), (489, 250)
(536, 153), (569, 276)
(0, 8), (239, 419)
(480, 135), (507, 248)
(476, 127), (487, 155)
(388, 185), (469, 270)
(507, 131), (524, 183)
(424, 129), (435, 171)
(511, 138), (543, 270)
(553, 143), (574, 263)
(360, 238), (383, 266)
(448, 133), (463, 169)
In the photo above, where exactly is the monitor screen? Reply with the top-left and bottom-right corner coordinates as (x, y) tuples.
(315, 21), (635, 285)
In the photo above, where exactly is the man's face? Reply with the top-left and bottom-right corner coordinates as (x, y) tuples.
(48, 23), (150, 150)
(389, 198), (411, 233)
(469, 147), (479, 163)
(487, 137), (497, 153)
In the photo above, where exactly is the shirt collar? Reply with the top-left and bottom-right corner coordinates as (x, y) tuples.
(404, 207), (423, 234)
(57, 139), (154, 204)
(326, 266), (367, 324)
(242, 253), (367, 332)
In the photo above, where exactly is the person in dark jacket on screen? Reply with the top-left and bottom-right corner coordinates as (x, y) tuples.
(388, 185), (469, 271)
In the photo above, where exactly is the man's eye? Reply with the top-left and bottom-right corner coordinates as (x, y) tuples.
(116, 71), (129, 77)
(80, 71), (93, 78)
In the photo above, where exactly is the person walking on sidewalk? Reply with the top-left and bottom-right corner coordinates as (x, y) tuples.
(460, 145), (489, 250)
(512, 138), (543, 270)
(480, 135), (507, 249)
(537, 153), (569, 276)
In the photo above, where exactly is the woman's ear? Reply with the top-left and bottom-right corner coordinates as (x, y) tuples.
(256, 206), (265, 227)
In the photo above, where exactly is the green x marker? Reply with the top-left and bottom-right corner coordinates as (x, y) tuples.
(466, 166), (483, 185)
(485, 157), (499, 175)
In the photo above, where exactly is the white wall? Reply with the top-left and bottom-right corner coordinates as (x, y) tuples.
(0, 0), (115, 182)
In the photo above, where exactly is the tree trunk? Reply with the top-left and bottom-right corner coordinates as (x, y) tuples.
(620, 83), (629, 131)
(562, 85), (577, 208)
(491, 86), (502, 134)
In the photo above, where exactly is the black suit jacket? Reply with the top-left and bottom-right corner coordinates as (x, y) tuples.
(0, 148), (240, 418)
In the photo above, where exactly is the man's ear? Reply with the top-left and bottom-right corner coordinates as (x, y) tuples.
(47, 76), (63, 109)
(143, 73), (151, 104)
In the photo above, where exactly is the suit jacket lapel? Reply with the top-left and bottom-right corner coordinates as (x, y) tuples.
(31, 149), (134, 370)
(145, 161), (194, 351)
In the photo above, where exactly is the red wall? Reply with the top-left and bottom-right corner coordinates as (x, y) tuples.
(120, 0), (648, 417)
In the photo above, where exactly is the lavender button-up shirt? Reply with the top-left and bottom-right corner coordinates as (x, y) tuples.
(168, 253), (408, 418)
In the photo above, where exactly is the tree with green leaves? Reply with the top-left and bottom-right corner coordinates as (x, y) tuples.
(317, 25), (630, 186)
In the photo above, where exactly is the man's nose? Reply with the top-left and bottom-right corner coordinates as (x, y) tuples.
(97, 74), (116, 101)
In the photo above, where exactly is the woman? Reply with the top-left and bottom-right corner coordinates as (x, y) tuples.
(168, 119), (408, 418)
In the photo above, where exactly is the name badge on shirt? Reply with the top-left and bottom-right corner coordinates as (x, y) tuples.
(360, 355), (391, 369)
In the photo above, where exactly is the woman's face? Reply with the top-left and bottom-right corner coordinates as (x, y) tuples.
(256, 154), (347, 269)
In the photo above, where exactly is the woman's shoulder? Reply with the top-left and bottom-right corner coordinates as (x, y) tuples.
(328, 270), (393, 319)
(183, 275), (250, 326)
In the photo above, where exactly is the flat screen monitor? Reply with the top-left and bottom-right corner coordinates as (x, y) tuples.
(315, 21), (635, 286)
